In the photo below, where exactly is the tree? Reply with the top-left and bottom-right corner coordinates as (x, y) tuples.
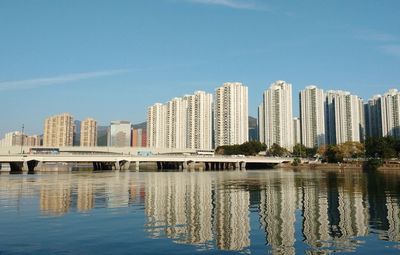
(215, 141), (267, 156)
(365, 136), (398, 159)
(337, 141), (364, 159)
(325, 145), (343, 163)
(267, 143), (289, 157)
(292, 144), (307, 158)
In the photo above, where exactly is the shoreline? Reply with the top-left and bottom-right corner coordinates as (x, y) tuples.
(284, 162), (400, 171)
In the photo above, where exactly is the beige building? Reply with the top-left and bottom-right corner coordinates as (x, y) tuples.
(300, 85), (326, 147)
(25, 135), (41, 146)
(259, 80), (294, 150)
(43, 113), (74, 147)
(80, 118), (97, 147)
(214, 82), (249, 147)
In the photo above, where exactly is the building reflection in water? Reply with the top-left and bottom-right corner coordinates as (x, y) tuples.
(77, 179), (94, 212)
(259, 171), (296, 255)
(144, 173), (250, 252)
(0, 169), (399, 253)
(40, 178), (71, 216)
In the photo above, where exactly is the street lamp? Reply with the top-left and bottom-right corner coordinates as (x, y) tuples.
(20, 124), (24, 155)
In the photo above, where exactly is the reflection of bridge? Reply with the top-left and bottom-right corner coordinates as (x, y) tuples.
(0, 154), (293, 172)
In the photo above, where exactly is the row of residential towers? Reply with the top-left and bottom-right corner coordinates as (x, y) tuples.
(259, 83), (399, 150)
(148, 81), (399, 151)
(43, 114), (97, 147)
(147, 83), (248, 150)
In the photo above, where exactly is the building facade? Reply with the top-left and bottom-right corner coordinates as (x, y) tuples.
(259, 80), (293, 150)
(131, 128), (147, 147)
(380, 89), (400, 138)
(364, 95), (383, 138)
(108, 121), (131, 147)
(186, 91), (213, 150)
(147, 103), (167, 148)
(43, 113), (74, 147)
(147, 91), (213, 150)
(325, 91), (364, 144)
(214, 82), (248, 147)
(166, 97), (188, 149)
(80, 118), (97, 147)
(299, 85), (326, 148)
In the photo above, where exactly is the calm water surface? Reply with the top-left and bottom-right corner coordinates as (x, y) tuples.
(0, 169), (399, 254)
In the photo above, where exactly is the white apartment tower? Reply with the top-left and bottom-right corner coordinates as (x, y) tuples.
(147, 103), (167, 148)
(364, 95), (383, 138)
(80, 118), (97, 147)
(380, 89), (400, 138)
(259, 81), (294, 150)
(214, 82), (248, 147)
(299, 85), (326, 148)
(166, 97), (188, 149)
(186, 91), (213, 150)
(43, 113), (74, 147)
(325, 90), (364, 144)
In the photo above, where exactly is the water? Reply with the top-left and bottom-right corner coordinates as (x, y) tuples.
(0, 169), (399, 254)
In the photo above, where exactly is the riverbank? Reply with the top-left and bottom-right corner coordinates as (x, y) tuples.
(283, 161), (400, 170)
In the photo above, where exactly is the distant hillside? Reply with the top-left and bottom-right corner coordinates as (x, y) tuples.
(132, 122), (147, 129)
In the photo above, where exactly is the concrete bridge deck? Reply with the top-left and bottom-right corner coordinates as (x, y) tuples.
(0, 154), (293, 172)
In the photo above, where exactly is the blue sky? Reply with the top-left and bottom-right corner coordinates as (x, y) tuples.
(0, 0), (399, 136)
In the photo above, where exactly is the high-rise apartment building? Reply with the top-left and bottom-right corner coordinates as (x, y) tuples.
(299, 85), (326, 148)
(80, 118), (97, 147)
(107, 121), (131, 147)
(364, 95), (383, 138)
(147, 91), (213, 150)
(25, 135), (41, 146)
(214, 82), (248, 147)
(43, 113), (74, 147)
(147, 103), (167, 148)
(166, 97), (188, 149)
(131, 128), (147, 147)
(259, 80), (293, 150)
(186, 91), (213, 150)
(325, 91), (364, 144)
(380, 89), (400, 138)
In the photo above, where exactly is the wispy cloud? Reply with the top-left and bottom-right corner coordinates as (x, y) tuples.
(0, 69), (129, 91)
(380, 44), (400, 57)
(357, 31), (397, 42)
(185, 0), (265, 10)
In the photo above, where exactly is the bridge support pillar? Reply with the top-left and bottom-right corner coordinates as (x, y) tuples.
(115, 161), (121, 170)
(183, 161), (188, 171)
(121, 161), (130, 170)
(241, 162), (246, 170)
(10, 162), (23, 173)
(27, 160), (40, 172)
(235, 162), (240, 170)
(135, 161), (140, 171)
(188, 162), (195, 171)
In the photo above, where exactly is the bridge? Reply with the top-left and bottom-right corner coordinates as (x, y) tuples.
(0, 154), (293, 172)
